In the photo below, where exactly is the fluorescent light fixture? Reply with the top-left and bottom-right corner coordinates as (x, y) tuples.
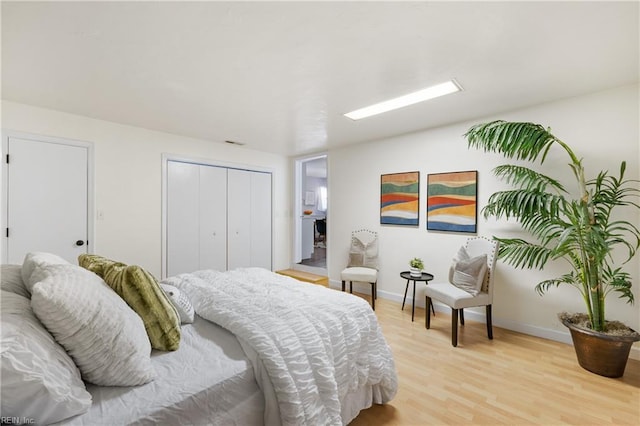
(344, 80), (462, 120)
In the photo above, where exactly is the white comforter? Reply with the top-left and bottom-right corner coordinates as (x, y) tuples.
(163, 268), (397, 426)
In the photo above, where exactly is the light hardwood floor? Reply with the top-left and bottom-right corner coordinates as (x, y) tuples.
(349, 295), (640, 425)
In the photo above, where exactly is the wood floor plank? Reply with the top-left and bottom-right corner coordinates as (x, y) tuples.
(349, 295), (640, 425)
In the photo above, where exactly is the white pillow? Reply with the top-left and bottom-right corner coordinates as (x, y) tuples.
(347, 236), (379, 269)
(451, 254), (487, 296)
(1, 290), (92, 424)
(30, 264), (156, 386)
(448, 245), (469, 283)
(160, 283), (195, 324)
(1, 264), (31, 298)
(21, 252), (70, 293)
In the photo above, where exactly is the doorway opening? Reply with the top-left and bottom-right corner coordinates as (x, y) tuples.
(294, 154), (327, 274)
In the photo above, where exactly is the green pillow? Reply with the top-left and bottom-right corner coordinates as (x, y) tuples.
(79, 254), (181, 351)
(78, 254), (119, 278)
(103, 263), (181, 351)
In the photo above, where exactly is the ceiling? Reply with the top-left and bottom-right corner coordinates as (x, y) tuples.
(2, 1), (638, 157)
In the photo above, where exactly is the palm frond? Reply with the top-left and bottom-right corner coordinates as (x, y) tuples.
(520, 213), (566, 243)
(536, 272), (584, 296)
(602, 266), (634, 304)
(495, 237), (554, 269)
(482, 189), (566, 222)
(465, 121), (559, 163)
(493, 164), (567, 194)
(601, 220), (640, 261)
(589, 165), (640, 219)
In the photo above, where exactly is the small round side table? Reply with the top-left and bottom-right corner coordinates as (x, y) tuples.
(400, 271), (434, 322)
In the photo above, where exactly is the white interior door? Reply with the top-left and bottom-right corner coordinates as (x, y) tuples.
(4, 136), (89, 264)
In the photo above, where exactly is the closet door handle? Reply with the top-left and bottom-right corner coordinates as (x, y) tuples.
(75, 240), (85, 246)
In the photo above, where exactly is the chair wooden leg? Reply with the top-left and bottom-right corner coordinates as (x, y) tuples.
(486, 305), (493, 340)
(349, 281), (353, 293)
(451, 308), (458, 347)
(370, 283), (375, 310)
(341, 280), (345, 292)
(425, 296), (432, 329)
(460, 308), (465, 325)
(374, 281), (377, 299)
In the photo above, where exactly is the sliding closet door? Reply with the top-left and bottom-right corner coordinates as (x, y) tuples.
(199, 165), (227, 271)
(166, 159), (272, 275)
(250, 171), (272, 269)
(227, 169), (272, 270)
(227, 169), (252, 270)
(167, 161), (228, 275)
(166, 161), (200, 276)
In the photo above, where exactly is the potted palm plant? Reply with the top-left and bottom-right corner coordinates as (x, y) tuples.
(465, 120), (640, 377)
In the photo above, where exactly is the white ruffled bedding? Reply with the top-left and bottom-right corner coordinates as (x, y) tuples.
(163, 267), (398, 426)
(56, 315), (265, 425)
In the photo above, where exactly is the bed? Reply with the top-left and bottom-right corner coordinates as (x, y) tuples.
(1, 254), (398, 426)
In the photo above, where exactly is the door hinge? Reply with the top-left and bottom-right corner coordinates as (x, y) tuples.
(5, 154), (9, 164)
(5, 228), (8, 238)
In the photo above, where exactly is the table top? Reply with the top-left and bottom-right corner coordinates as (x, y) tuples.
(400, 271), (434, 281)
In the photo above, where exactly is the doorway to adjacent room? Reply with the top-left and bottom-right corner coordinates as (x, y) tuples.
(294, 154), (327, 274)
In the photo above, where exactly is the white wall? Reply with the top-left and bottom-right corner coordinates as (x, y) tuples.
(328, 84), (640, 355)
(1, 101), (292, 277)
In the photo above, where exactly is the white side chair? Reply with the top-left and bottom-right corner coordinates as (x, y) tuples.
(340, 229), (378, 310)
(425, 236), (499, 347)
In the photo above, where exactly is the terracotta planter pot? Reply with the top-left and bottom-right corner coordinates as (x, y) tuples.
(562, 318), (640, 378)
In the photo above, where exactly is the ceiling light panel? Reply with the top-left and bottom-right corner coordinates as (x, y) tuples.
(344, 80), (462, 120)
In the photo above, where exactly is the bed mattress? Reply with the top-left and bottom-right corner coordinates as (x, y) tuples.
(56, 315), (265, 425)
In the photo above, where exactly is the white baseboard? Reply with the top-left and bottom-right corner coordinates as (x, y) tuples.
(328, 279), (640, 361)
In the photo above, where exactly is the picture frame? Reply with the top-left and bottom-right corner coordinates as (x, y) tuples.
(427, 170), (477, 233)
(380, 171), (420, 226)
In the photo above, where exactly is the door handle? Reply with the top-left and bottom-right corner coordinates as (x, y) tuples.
(75, 240), (85, 246)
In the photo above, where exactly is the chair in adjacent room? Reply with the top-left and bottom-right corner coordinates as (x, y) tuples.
(340, 229), (378, 309)
(424, 236), (499, 347)
(315, 218), (326, 246)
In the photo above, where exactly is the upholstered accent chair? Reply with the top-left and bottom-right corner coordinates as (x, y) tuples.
(340, 229), (378, 309)
(425, 236), (499, 347)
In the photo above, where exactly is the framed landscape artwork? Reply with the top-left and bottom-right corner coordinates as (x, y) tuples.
(427, 170), (477, 233)
(380, 171), (420, 226)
